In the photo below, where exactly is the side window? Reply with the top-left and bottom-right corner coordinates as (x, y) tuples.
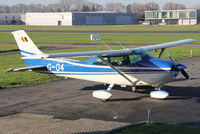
(110, 56), (130, 66)
(110, 57), (123, 66)
(93, 56), (131, 66)
(129, 55), (142, 64)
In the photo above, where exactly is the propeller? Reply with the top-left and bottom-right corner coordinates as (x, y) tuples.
(168, 53), (190, 80)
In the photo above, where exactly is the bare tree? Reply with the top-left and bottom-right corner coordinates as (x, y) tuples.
(163, 2), (186, 10)
(132, 3), (145, 20)
(28, 4), (43, 12)
(0, 0), (103, 13)
(145, 2), (159, 11)
(126, 4), (133, 13)
(192, 4), (200, 9)
(47, 4), (61, 12)
(106, 2), (125, 12)
(59, 0), (88, 12)
(0, 4), (10, 13)
(85, 2), (103, 12)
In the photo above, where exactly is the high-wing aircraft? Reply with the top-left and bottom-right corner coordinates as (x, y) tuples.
(7, 30), (196, 101)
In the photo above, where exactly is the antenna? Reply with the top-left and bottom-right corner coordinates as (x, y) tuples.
(103, 41), (112, 50)
(116, 41), (127, 50)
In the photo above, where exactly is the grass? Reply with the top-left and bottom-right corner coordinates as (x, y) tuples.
(0, 54), (62, 89)
(1, 25), (200, 31)
(0, 45), (53, 53)
(109, 123), (200, 134)
(0, 47), (200, 89)
(0, 32), (200, 44)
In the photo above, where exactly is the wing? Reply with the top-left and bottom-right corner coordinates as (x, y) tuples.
(23, 39), (196, 59)
(139, 39), (196, 51)
(6, 66), (47, 72)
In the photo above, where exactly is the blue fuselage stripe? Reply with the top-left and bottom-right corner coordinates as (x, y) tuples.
(20, 50), (36, 55)
(23, 58), (173, 76)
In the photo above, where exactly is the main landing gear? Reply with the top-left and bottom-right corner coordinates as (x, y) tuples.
(93, 84), (114, 101)
(150, 86), (169, 99)
(93, 84), (169, 101)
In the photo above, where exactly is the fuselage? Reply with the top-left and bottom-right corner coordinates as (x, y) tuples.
(24, 56), (180, 87)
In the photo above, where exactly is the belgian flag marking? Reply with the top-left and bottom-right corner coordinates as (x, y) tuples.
(21, 37), (28, 42)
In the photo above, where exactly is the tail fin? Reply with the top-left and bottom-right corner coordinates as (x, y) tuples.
(12, 30), (44, 57)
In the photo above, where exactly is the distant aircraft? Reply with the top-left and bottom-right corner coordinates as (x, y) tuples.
(7, 30), (196, 101)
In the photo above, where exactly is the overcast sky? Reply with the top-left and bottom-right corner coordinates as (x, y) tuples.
(1, 0), (200, 8)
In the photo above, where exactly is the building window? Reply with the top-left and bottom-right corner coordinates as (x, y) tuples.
(149, 19), (162, 25)
(169, 12), (173, 18)
(5, 16), (8, 19)
(165, 19), (178, 25)
(179, 11), (187, 18)
(153, 12), (158, 18)
(162, 12), (167, 18)
(189, 11), (196, 18)
(146, 12), (153, 18)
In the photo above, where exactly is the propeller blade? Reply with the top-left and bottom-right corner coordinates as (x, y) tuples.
(181, 69), (190, 80)
(168, 53), (177, 64)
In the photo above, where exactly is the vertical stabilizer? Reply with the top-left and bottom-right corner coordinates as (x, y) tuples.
(12, 30), (43, 57)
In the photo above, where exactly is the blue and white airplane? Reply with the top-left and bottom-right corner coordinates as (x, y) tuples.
(7, 30), (196, 100)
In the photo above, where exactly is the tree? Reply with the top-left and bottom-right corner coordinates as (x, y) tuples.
(126, 4), (133, 13)
(81, 5), (90, 12)
(145, 2), (159, 11)
(0, 4), (10, 13)
(0, 0), (103, 13)
(47, 4), (61, 12)
(59, 0), (88, 12)
(192, 4), (200, 9)
(163, 2), (186, 10)
(132, 3), (145, 20)
(30, 4), (43, 12)
(106, 2), (125, 12)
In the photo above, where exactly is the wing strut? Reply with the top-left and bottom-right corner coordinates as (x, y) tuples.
(98, 56), (135, 86)
(158, 48), (165, 58)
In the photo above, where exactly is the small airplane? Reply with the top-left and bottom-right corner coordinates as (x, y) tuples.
(7, 30), (196, 101)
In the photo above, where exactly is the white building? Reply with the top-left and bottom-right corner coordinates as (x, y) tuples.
(26, 12), (138, 26)
(145, 9), (200, 25)
(0, 13), (21, 24)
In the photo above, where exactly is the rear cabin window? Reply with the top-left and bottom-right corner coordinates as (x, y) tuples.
(93, 57), (108, 65)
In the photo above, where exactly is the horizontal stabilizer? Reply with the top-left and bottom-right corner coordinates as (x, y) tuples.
(6, 66), (47, 72)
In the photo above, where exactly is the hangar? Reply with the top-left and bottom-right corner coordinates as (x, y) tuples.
(145, 9), (200, 25)
(25, 12), (138, 26)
